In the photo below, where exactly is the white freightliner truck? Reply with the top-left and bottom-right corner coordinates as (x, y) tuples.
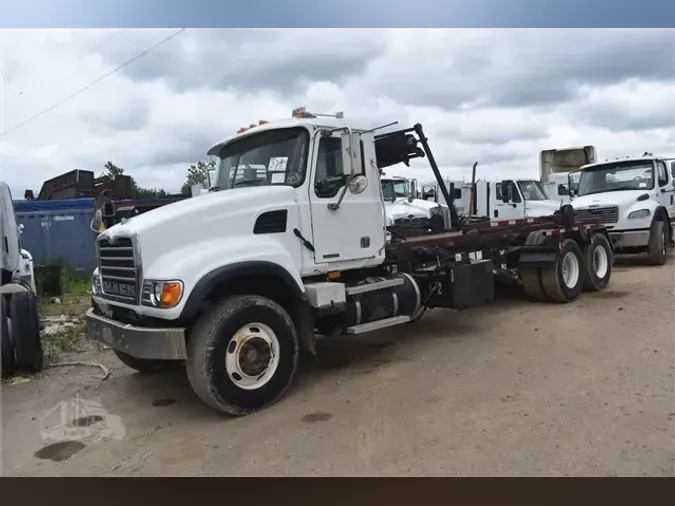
(86, 109), (614, 416)
(380, 174), (450, 232)
(1, 181), (42, 376)
(568, 155), (675, 265)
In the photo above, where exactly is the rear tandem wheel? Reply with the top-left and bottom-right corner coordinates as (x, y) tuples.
(521, 238), (595, 303)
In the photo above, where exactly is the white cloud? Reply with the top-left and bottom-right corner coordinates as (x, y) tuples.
(0, 29), (673, 198)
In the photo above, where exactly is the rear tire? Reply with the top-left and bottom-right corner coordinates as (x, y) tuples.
(9, 291), (43, 372)
(1, 296), (17, 377)
(113, 350), (179, 374)
(520, 269), (547, 302)
(541, 239), (584, 303)
(581, 233), (613, 292)
(647, 220), (667, 266)
(186, 295), (299, 416)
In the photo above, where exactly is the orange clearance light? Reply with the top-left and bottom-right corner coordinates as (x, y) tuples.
(259, 120), (268, 125)
(249, 124), (256, 129)
(327, 271), (341, 280)
(237, 127), (246, 134)
(160, 281), (183, 308)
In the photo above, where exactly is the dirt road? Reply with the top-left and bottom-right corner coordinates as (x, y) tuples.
(2, 258), (673, 476)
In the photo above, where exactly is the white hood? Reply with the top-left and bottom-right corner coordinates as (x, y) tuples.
(384, 201), (428, 221)
(101, 186), (299, 261)
(571, 190), (647, 210)
(525, 200), (562, 217)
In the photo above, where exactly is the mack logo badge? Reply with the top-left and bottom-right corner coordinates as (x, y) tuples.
(103, 281), (136, 298)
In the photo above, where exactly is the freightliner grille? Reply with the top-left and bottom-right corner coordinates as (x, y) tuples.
(574, 206), (619, 224)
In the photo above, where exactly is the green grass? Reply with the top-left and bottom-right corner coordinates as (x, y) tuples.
(37, 262), (93, 358)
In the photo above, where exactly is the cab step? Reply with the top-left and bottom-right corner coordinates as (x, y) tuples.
(346, 315), (410, 335)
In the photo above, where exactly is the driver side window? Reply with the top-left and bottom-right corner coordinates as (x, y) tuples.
(657, 161), (669, 187)
(496, 182), (522, 203)
(315, 137), (345, 198)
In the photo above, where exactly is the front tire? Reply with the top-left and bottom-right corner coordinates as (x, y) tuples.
(9, 291), (43, 372)
(647, 220), (667, 266)
(1, 296), (17, 377)
(186, 295), (299, 416)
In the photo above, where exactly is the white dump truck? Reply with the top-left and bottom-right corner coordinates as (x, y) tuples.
(86, 109), (614, 416)
(0, 181), (42, 376)
(568, 155), (675, 265)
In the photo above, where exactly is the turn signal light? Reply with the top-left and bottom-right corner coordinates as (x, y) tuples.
(160, 281), (183, 308)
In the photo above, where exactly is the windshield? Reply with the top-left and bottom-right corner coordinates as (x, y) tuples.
(517, 180), (548, 201)
(381, 180), (408, 202)
(213, 127), (309, 190)
(577, 161), (654, 197)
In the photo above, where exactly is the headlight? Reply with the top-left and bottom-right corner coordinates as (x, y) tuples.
(92, 275), (102, 295)
(627, 209), (650, 220)
(142, 279), (184, 308)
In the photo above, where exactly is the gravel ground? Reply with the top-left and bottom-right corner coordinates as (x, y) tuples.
(1, 256), (673, 476)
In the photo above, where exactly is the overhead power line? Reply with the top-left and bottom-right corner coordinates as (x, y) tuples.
(0, 28), (186, 139)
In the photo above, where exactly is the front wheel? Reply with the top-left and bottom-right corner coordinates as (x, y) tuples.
(647, 220), (667, 266)
(186, 295), (299, 416)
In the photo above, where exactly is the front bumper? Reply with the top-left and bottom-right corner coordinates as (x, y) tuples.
(85, 309), (188, 360)
(609, 229), (650, 249)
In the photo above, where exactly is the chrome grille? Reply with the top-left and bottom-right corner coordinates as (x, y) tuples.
(575, 206), (619, 224)
(394, 217), (430, 227)
(97, 236), (140, 303)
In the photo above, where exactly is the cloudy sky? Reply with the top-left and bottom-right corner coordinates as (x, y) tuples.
(0, 29), (673, 198)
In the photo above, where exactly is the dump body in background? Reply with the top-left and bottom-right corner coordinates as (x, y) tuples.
(14, 198), (97, 274)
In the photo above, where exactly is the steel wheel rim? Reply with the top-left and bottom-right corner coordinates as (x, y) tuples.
(592, 245), (609, 278)
(662, 229), (667, 258)
(561, 251), (580, 289)
(225, 322), (280, 390)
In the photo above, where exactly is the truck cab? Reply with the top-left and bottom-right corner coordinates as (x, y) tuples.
(463, 179), (561, 221)
(569, 156), (675, 264)
(380, 174), (450, 230)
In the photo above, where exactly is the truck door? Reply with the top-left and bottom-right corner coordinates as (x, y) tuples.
(493, 181), (525, 220)
(655, 160), (675, 226)
(308, 130), (385, 264)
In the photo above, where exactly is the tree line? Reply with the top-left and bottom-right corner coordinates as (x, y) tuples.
(101, 159), (215, 198)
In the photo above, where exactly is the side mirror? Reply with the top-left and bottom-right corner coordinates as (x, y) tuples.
(407, 195), (414, 203)
(340, 131), (362, 176)
(557, 184), (569, 196)
(567, 173), (576, 198)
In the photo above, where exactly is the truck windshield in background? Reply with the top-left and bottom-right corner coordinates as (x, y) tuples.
(577, 161), (655, 197)
(213, 127), (309, 191)
(517, 180), (548, 201)
(381, 180), (408, 201)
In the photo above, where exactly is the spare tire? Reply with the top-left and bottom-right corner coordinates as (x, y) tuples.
(10, 291), (43, 372)
(1, 296), (17, 377)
